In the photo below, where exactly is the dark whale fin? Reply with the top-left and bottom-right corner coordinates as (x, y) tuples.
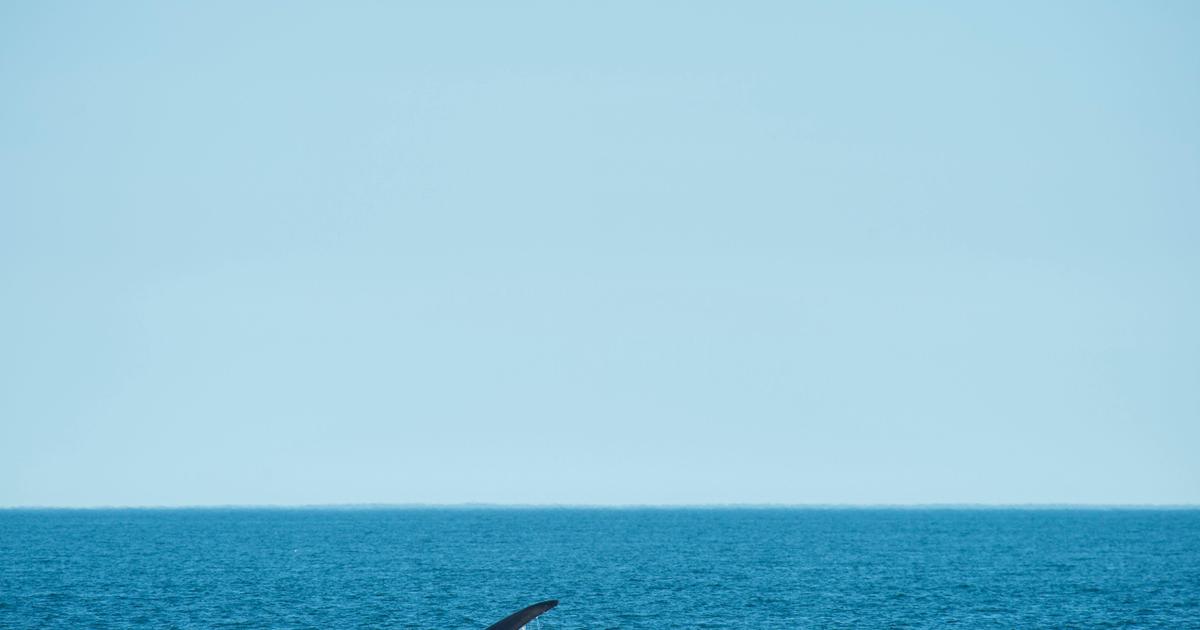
(485, 599), (559, 630)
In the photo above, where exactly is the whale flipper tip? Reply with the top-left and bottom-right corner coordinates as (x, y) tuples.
(484, 599), (559, 630)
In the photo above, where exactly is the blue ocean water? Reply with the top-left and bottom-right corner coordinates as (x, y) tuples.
(1, 508), (1198, 628)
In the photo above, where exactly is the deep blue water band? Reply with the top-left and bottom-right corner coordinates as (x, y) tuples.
(1, 508), (1198, 628)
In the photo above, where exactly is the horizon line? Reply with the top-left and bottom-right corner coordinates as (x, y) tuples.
(3, 502), (1199, 510)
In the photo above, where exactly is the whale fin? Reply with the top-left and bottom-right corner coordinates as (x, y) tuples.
(485, 599), (559, 630)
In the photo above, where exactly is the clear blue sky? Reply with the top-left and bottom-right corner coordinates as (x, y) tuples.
(2, 1), (1197, 506)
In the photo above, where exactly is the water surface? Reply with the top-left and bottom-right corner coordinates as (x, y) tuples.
(1, 508), (1197, 628)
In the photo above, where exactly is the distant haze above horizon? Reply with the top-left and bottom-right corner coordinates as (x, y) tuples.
(2, 1), (1198, 507)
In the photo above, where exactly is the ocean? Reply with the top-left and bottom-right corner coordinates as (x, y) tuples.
(1, 508), (1197, 628)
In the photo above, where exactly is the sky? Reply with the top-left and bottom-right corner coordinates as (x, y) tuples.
(2, 1), (1197, 507)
